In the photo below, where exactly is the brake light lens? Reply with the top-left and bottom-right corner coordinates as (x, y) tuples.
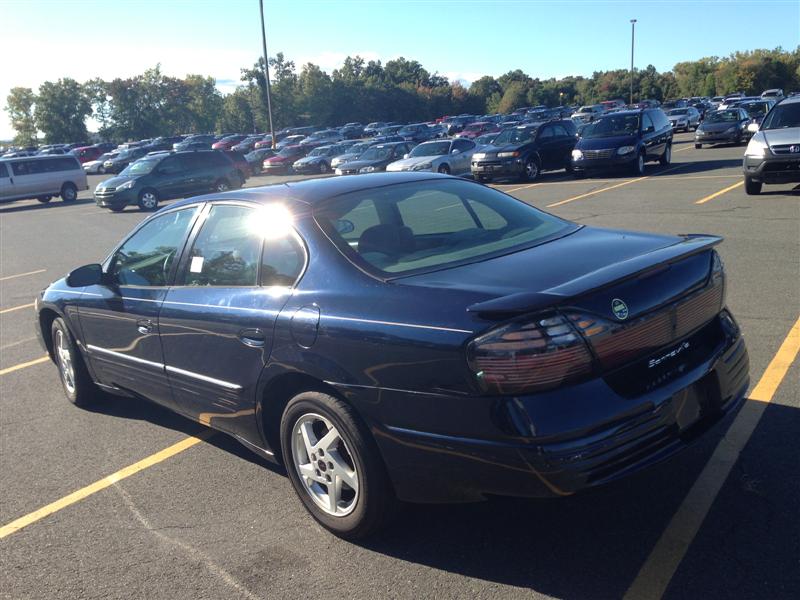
(467, 314), (593, 395)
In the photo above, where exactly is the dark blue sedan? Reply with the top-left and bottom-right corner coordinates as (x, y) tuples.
(34, 173), (749, 538)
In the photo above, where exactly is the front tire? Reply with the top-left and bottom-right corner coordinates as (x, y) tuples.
(280, 391), (396, 539)
(51, 318), (99, 407)
(37, 196), (52, 203)
(522, 158), (540, 182)
(214, 178), (230, 193)
(437, 164), (450, 175)
(744, 177), (762, 195)
(633, 151), (646, 175)
(137, 189), (159, 211)
(60, 182), (78, 202)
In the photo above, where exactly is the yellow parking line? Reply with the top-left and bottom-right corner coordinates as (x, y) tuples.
(0, 269), (46, 282)
(0, 430), (214, 540)
(0, 356), (49, 376)
(547, 176), (648, 207)
(695, 181), (744, 204)
(0, 302), (35, 315)
(623, 316), (800, 600)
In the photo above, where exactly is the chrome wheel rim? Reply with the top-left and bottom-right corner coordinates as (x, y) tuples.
(291, 413), (359, 517)
(141, 192), (157, 208)
(637, 154), (644, 173)
(55, 329), (75, 394)
(526, 161), (538, 180)
(63, 187), (76, 201)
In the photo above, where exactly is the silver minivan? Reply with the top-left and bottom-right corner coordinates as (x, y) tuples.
(0, 155), (88, 204)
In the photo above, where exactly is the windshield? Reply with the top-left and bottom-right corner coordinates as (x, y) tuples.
(582, 114), (640, 138)
(668, 109), (688, 116)
(121, 158), (158, 176)
(348, 143), (371, 154)
(410, 142), (450, 157)
(740, 102), (770, 117)
(117, 149), (138, 159)
(278, 146), (300, 157)
(314, 179), (575, 277)
(491, 128), (536, 145)
(705, 111), (739, 123)
(359, 146), (394, 161)
(761, 102), (800, 130)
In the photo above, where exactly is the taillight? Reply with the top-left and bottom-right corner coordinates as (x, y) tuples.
(467, 314), (593, 395)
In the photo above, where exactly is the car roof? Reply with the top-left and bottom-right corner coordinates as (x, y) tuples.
(167, 172), (451, 212)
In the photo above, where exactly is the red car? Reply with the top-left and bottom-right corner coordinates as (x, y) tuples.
(455, 121), (500, 139)
(71, 146), (104, 164)
(261, 144), (313, 174)
(211, 135), (247, 151)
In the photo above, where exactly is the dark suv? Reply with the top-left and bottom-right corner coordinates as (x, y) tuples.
(571, 109), (673, 176)
(94, 151), (240, 212)
(471, 120), (578, 182)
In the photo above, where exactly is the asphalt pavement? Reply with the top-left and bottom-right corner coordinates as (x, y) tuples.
(1, 131), (798, 599)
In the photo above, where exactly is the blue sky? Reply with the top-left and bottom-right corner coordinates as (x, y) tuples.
(2, 0), (798, 138)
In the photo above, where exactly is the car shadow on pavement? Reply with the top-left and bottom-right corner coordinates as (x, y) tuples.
(0, 198), (96, 214)
(357, 400), (800, 599)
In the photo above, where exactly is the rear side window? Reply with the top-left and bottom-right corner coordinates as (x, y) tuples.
(182, 205), (262, 287)
(0, 163), (7, 177)
(11, 160), (37, 176)
(261, 235), (305, 287)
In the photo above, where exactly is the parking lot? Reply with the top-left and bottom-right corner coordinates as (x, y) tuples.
(1, 131), (798, 599)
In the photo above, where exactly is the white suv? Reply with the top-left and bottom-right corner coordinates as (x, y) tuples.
(743, 96), (800, 195)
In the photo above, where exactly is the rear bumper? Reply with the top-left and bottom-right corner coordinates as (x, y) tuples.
(340, 311), (749, 503)
(743, 155), (800, 184)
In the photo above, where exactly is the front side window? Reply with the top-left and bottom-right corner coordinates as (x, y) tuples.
(315, 179), (575, 276)
(761, 102), (800, 130)
(182, 205), (262, 287)
(112, 207), (199, 287)
(0, 163), (8, 177)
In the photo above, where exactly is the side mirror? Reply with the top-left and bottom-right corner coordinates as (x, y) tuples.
(451, 148), (460, 154)
(747, 122), (759, 133)
(66, 263), (104, 287)
(403, 154), (409, 159)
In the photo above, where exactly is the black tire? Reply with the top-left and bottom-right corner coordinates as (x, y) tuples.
(280, 391), (396, 539)
(522, 158), (540, 182)
(695, 143), (702, 149)
(109, 205), (126, 213)
(744, 177), (762, 195)
(137, 188), (159, 211)
(37, 196), (52, 203)
(437, 164), (451, 175)
(632, 151), (646, 175)
(51, 317), (99, 407)
(659, 144), (672, 165)
(60, 182), (78, 202)
(214, 178), (230, 193)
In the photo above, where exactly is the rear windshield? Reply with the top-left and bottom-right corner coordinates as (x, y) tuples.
(705, 111), (739, 123)
(761, 102), (800, 130)
(314, 179), (576, 277)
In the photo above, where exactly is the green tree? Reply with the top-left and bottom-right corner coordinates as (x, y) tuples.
(5, 87), (37, 145)
(496, 82), (529, 114)
(34, 78), (91, 143)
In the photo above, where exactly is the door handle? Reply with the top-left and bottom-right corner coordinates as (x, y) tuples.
(137, 319), (154, 334)
(238, 328), (266, 347)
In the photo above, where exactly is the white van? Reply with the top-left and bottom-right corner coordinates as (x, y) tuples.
(0, 155), (88, 204)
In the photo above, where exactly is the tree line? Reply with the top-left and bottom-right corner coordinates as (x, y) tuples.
(5, 47), (799, 145)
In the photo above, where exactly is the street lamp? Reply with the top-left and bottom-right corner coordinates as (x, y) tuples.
(259, 0), (276, 149)
(629, 19), (637, 105)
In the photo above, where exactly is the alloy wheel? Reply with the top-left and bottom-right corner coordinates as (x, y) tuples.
(140, 192), (157, 209)
(55, 329), (76, 394)
(525, 160), (538, 180)
(291, 413), (359, 517)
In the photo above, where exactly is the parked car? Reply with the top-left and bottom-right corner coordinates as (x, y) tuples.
(335, 142), (411, 175)
(397, 123), (434, 144)
(387, 138), (476, 175)
(571, 105), (604, 123)
(217, 150), (251, 184)
(83, 152), (118, 174)
(174, 135), (215, 151)
(472, 120), (578, 182)
(71, 146), (104, 164)
(94, 150), (240, 212)
(212, 135), (247, 151)
(301, 130), (343, 146)
(245, 148), (276, 175)
(571, 109), (673, 176)
(661, 99), (688, 110)
(292, 144), (346, 174)
(456, 121), (500, 139)
(38, 172), (749, 538)
(666, 107), (701, 132)
(473, 132), (499, 149)
(145, 136), (185, 153)
(232, 136), (265, 153)
(103, 147), (149, 174)
(276, 135), (307, 150)
(262, 145), (311, 174)
(694, 109), (751, 148)
(739, 99), (776, 130)
(94, 142), (116, 153)
(761, 89), (784, 100)
(330, 141), (376, 169)
(0, 154), (87, 203)
(743, 96), (800, 195)
(39, 147), (69, 155)
(254, 133), (287, 149)
(340, 123), (365, 139)
(363, 122), (389, 137)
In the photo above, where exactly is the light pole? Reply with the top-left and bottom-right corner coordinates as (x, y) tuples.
(259, 0), (276, 149)
(629, 19), (637, 105)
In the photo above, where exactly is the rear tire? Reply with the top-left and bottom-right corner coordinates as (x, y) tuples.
(60, 182), (78, 202)
(744, 177), (762, 195)
(51, 317), (99, 407)
(659, 144), (672, 165)
(280, 391), (396, 539)
(137, 189), (159, 211)
(695, 143), (702, 149)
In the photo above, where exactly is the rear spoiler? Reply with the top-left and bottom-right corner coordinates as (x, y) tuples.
(466, 234), (722, 317)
